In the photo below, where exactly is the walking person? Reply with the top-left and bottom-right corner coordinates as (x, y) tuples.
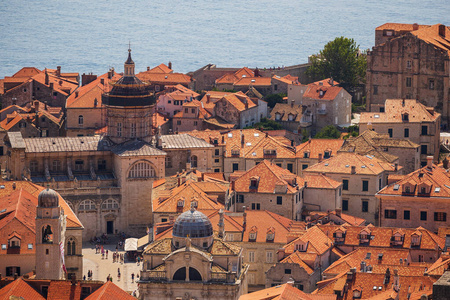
(106, 249), (108, 259)
(131, 273), (135, 283)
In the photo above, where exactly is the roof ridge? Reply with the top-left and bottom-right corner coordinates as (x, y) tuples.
(264, 210), (292, 230)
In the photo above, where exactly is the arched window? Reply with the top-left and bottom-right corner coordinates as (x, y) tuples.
(42, 225), (53, 243)
(67, 237), (76, 255)
(173, 267), (202, 281)
(78, 115), (84, 126)
(128, 162), (156, 179)
(101, 199), (119, 210)
(191, 155), (198, 168)
(78, 200), (96, 211)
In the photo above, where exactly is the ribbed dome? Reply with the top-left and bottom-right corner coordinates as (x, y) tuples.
(38, 188), (59, 208)
(173, 209), (213, 238)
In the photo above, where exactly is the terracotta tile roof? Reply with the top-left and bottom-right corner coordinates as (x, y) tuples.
(303, 84), (344, 101)
(314, 271), (435, 300)
(280, 251), (316, 274)
(220, 92), (256, 112)
(84, 281), (135, 300)
(155, 111), (170, 127)
(241, 282), (333, 300)
(376, 23), (430, 31)
(410, 24), (450, 55)
(306, 210), (366, 227)
(136, 72), (192, 84)
(202, 117), (236, 129)
(233, 77), (271, 87)
(311, 78), (339, 87)
(153, 180), (224, 213)
(377, 163), (450, 198)
(425, 255), (450, 276)
(12, 67), (42, 79)
(359, 99), (440, 124)
(0, 278), (45, 300)
(316, 224), (445, 250)
(233, 160), (303, 194)
(272, 74), (299, 85)
(283, 226), (333, 256)
(270, 103), (305, 122)
(47, 280), (83, 300)
(296, 139), (344, 159)
(32, 72), (79, 96)
(148, 63), (173, 74)
(66, 72), (122, 108)
(173, 100), (210, 119)
(303, 174), (342, 189)
(215, 67), (254, 84)
(304, 152), (399, 175)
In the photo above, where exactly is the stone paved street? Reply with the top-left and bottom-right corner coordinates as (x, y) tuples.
(82, 237), (141, 296)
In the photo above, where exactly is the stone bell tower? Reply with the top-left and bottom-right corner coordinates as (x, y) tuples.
(35, 188), (66, 279)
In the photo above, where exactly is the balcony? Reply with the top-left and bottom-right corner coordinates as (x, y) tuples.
(140, 270), (167, 281)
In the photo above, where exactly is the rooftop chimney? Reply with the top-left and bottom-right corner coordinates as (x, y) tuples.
(34, 100), (39, 112)
(427, 156), (433, 169)
(439, 24), (446, 37)
(206, 94), (211, 103)
(318, 153), (323, 163)
(393, 269), (400, 292)
(413, 23), (419, 31)
(394, 163), (398, 171)
(100, 78), (104, 85)
(56, 66), (61, 77)
(147, 66), (150, 71)
(360, 261), (366, 272)
(168, 61), (172, 70)
(402, 99), (405, 107)
(351, 166), (356, 174)
(75, 91), (79, 98)
(45, 70), (49, 85)
(218, 209), (225, 238)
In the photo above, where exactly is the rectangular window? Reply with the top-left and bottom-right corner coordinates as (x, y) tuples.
(421, 145), (427, 155)
(420, 211), (427, 221)
(388, 128), (393, 138)
(406, 77), (412, 87)
(276, 196), (282, 205)
(343, 179), (349, 191)
(184, 108), (188, 113)
(28, 243), (33, 249)
(342, 200), (349, 211)
(237, 195), (244, 203)
(406, 60), (412, 69)
(248, 251), (255, 262)
(266, 251), (273, 263)
(302, 164), (308, 170)
(379, 178), (382, 190)
(194, 121), (198, 126)
(362, 201), (368, 212)
(434, 212), (447, 222)
(191, 108), (196, 113)
(117, 123), (122, 137)
(373, 85), (378, 95)
(385, 209), (397, 219)
(215, 149), (220, 156)
(232, 163), (239, 172)
(176, 120), (181, 125)
(287, 163), (293, 172)
(214, 168), (220, 172)
(421, 126), (428, 135)
(362, 180), (369, 192)
(404, 128), (409, 138)
(429, 79), (435, 90)
(214, 158), (219, 163)
(97, 159), (106, 171)
(404, 210), (410, 220)
(251, 203), (261, 210)
(285, 268), (291, 274)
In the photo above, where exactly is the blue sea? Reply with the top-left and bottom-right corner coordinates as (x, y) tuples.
(0, 0), (449, 77)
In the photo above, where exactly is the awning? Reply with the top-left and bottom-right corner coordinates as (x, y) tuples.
(124, 238), (138, 251)
(138, 235), (151, 250)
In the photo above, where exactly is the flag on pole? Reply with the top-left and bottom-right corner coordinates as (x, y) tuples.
(59, 242), (67, 273)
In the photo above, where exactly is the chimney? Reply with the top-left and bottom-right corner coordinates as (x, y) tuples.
(319, 81), (323, 86)
(231, 180), (235, 191)
(147, 66), (150, 71)
(318, 153), (323, 163)
(71, 274), (77, 285)
(218, 209), (225, 238)
(384, 268), (390, 284)
(49, 82), (54, 90)
(427, 156), (433, 169)
(413, 23), (419, 31)
(75, 91), (79, 98)
(168, 61), (172, 70)
(100, 78), (104, 85)
(45, 70), (49, 85)
(360, 261), (366, 272)
(393, 269), (400, 292)
(443, 157), (449, 169)
(351, 166), (356, 174)
(330, 77), (334, 86)
(335, 208), (342, 217)
(14, 273), (18, 280)
(394, 163), (398, 171)
(244, 99), (248, 110)
(378, 253), (384, 263)
(439, 24), (446, 37)
(56, 66), (61, 77)
(111, 68), (115, 77)
(206, 94), (211, 103)
(291, 100), (294, 108)
(34, 100), (39, 112)
(108, 70), (112, 79)
(241, 133), (245, 145)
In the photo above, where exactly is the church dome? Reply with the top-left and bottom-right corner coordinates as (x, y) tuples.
(38, 188), (59, 208)
(173, 208), (213, 238)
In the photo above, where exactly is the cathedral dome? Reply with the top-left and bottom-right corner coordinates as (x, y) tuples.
(38, 188), (59, 208)
(173, 208), (213, 238)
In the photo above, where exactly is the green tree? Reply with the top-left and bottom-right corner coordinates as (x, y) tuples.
(314, 125), (341, 139)
(306, 37), (367, 90)
(245, 118), (283, 130)
(265, 93), (286, 109)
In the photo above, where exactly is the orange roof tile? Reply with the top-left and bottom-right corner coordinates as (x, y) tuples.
(215, 67), (254, 85)
(303, 84), (345, 101)
(148, 63), (173, 74)
(296, 139), (344, 159)
(12, 67), (42, 79)
(241, 282), (334, 300)
(270, 103), (305, 122)
(376, 23), (430, 31)
(84, 281), (135, 300)
(303, 174), (342, 189)
(411, 24), (450, 55)
(0, 278), (45, 300)
(32, 72), (78, 96)
(234, 77), (271, 87)
(219, 92), (256, 112)
(360, 99), (440, 124)
(136, 72), (192, 84)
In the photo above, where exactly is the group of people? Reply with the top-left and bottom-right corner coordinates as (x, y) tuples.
(113, 251), (124, 263)
(84, 270), (94, 281)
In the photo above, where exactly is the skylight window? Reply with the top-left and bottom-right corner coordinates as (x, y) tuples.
(254, 133), (259, 137)
(393, 184), (400, 191)
(435, 187), (441, 193)
(246, 142), (251, 146)
(228, 133), (233, 138)
(374, 114), (380, 118)
(324, 163), (329, 166)
(0, 209), (6, 213)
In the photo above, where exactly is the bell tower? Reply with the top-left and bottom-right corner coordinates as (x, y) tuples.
(35, 188), (66, 279)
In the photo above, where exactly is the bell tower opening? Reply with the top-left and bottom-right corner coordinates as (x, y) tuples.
(42, 225), (53, 243)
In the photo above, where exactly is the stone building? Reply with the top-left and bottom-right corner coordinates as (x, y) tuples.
(377, 157), (450, 233)
(156, 84), (199, 118)
(138, 208), (248, 300)
(270, 102), (311, 134)
(304, 152), (401, 224)
(339, 129), (420, 174)
(359, 98), (441, 166)
(295, 139), (344, 176)
(366, 23), (450, 125)
(0, 181), (83, 280)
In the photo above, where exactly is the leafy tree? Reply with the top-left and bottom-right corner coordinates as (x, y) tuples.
(306, 37), (367, 90)
(245, 118), (283, 131)
(314, 125), (341, 139)
(265, 93), (286, 109)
